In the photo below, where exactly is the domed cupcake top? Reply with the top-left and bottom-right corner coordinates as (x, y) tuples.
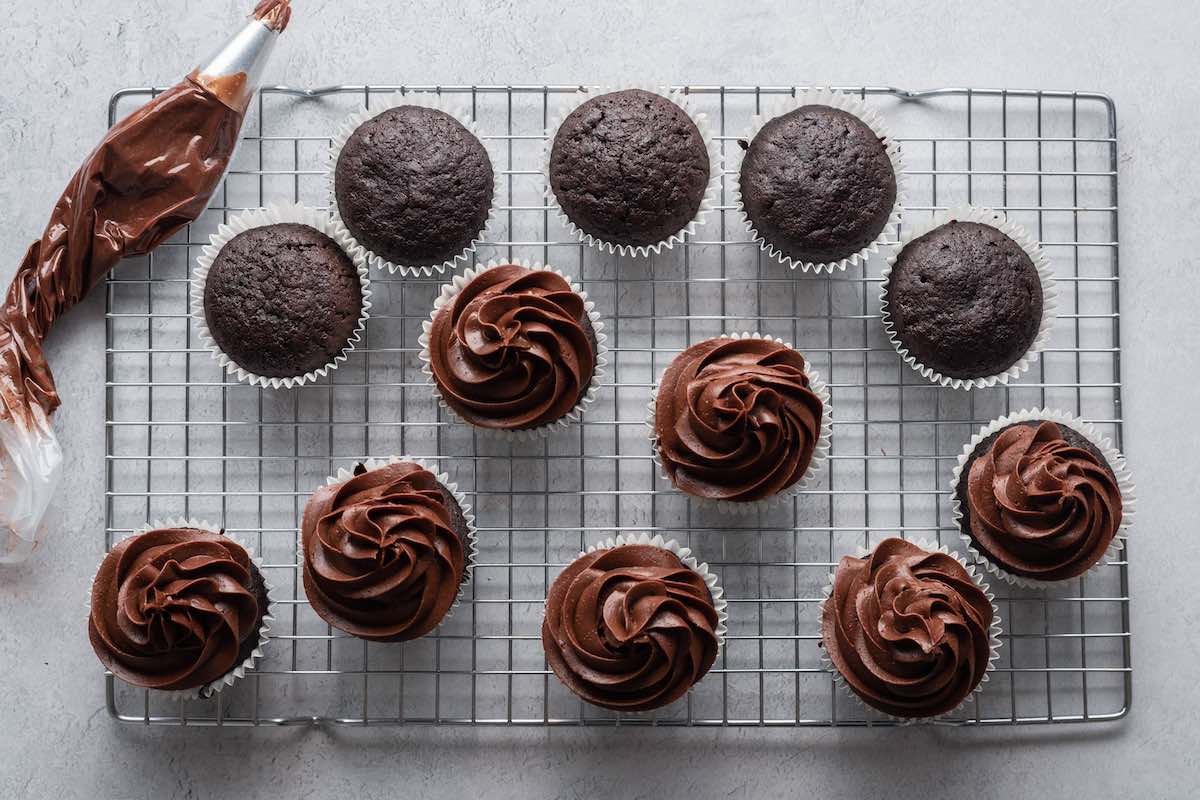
(821, 538), (995, 719)
(885, 220), (1043, 379)
(301, 461), (469, 642)
(202, 222), (363, 378)
(549, 89), (711, 248)
(426, 263), (597, 431)
(334, 104), (494, 268)
(88, 527), (266, 692)
(654, 336), (824, 503)
(542, 543), (720, 712)
(962, 421), (1123, 581)
(739, 104), (896, 264)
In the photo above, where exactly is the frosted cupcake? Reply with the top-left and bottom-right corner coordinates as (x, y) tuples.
(650, 334), (831, 511)
(952, 410), (1135, 585)
(88, 524), (272, 697)
(820, 538), (999, 720)
(420, 261), (606, 438)
(541, 533), (726, 712)
(301, 459), (475, 642)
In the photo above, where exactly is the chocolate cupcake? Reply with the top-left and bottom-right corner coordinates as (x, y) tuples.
(88, 521), (272, 697)
(650, 333), (830, 510)
(193, 204), (371, 388)
(542, 533), (726, 713)
(881, 207), (1056, 389)
(820, 538), (999, 720)
(331, 95), (496, 275)
(420, 260), (607, 437)
(547, 88), (717, 255)
(737, 89), (903, 271)
(952, 410), (1135, 586)
(301, 459), (475, 642)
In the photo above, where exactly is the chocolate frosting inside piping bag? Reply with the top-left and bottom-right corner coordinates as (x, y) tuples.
(0, 1), (290, 562)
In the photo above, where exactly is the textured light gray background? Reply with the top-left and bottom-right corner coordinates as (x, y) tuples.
(1, 1), (1197, 797)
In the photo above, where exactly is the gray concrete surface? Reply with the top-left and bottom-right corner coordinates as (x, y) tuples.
(1, 1), (1197, 797)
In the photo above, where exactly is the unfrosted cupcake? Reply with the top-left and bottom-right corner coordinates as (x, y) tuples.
(737, 90), (902, 272)
(202, 223), (363, 377)
(332, 100), (495, 274)
(301, 460), (474, 642)
(193, 204), (371, 389)
(741, 108), (894, 265)
(88, 525), (271, 696)
(548, 88), (715, 254)
(881, 207), (1055, 388)
(820, 538), (998, 720)
(651, 334), (829, 507)
(953, 411), (1134, 584)
(541, 534), (725, 712)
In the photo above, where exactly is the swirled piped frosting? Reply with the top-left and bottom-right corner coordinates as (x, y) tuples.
(427, 264), (596, 431)
(964, 421), (1123, 581)
(821, 538), (995, 718)
(301, 462), (468, 642)
(654, 337), (824, 502)
(542, 544), (720, 712)
(88, 528), (265, 692)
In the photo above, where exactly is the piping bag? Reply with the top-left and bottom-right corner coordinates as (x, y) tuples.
(0, 0), (292, 562)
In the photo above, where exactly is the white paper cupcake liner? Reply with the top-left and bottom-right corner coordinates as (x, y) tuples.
(735, 88), (907, 274)
(418, 258), (609, 441)
(191, 202), (373, 390)
(646, 332), (833, 514)
(327, 92), (500, 277)
(818, 538), (1003, 725)
(543, 85), (723, 257)
(880, 205), (1058, 390)
(90, 517), (277, 701)
(553, 531), (728, 716)
(306, 456), (479, 630)
(950, 408), (1137, 589)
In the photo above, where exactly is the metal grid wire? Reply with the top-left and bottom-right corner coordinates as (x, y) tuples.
(104, 85), (1128, 727)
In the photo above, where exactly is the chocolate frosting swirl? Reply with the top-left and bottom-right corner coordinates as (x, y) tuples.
(965, 421), (1123, 580)
(301, 462), (467, 642)
(427, 264), (596, 431)
(542, 543), (719, 712)
(654, 337), (824, 502)
(88, 528), (264, 692)
(821, 538), (994, 718)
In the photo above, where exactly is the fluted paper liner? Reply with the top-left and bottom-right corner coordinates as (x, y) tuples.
(735, 88), (907, 274)
(546, 531), (728, 716)
(543, 85), (722, 257)
(304, 456), (479, 633)
(880, 205), (1058, 390)
(418, 258), (609, 441)
(327, 92), (500, 277)
(818, 538), (1003, 725)
(192, 202), (373, 389)
(950, 408), (1137, 588)
(646, 332), (833, 514)
(90, 517), (277, 701)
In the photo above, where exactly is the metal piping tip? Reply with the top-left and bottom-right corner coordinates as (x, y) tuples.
(190, 1), (292, 111)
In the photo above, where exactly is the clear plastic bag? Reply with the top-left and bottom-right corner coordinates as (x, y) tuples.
(0, 407), (62, 562)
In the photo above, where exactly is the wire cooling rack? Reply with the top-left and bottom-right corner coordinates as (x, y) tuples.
(103, 84), (1128, 727)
